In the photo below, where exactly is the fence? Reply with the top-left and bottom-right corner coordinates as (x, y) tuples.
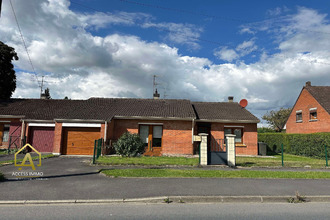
(7, 135), (26, 153)
(93, 138), (104, 164)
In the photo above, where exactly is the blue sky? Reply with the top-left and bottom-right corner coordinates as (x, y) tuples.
(1, 0), (330, 126)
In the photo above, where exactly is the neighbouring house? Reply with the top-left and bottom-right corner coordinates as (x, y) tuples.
(0, 96), (259, 156)
(286, 81), (330, 134)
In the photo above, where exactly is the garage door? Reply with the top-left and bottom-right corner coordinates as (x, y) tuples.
(28, 127), (55, 152)
(62, 127), (101, 155)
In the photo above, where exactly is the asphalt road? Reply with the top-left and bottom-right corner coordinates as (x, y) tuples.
(1, 157), (330, 200)
(1, 203), (330, 220)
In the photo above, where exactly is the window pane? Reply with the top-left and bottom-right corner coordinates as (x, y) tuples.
(296, 113), (302, 121)
(152, 138), (162, 147)
(153, 126), (162, 138)
(310, 111), (317, 119)
(139, 125), (149, 144)
(234, 129), (242, 143)
(2, 125), (9, 142)
(224, 128), (232, 135)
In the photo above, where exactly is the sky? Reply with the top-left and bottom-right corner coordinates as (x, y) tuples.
(1, 0), (330, 126)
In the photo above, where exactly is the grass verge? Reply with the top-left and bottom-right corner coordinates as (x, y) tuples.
(102, 168), (330, 179)
(0, 149), (8, 155)
(0, 154), (57, 166)
(96, 156), (199, 166)
(237, 153), (327, 168)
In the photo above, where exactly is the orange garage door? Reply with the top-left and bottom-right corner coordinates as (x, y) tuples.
(62, 127), (101, 155)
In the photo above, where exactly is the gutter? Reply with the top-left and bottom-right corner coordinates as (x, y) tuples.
(54, 119), (106, 123)
(22, 119), (54, 123)
(0, 115), (25, 119)
(113, 116), (195, 121)
(195, 119), (260, 123)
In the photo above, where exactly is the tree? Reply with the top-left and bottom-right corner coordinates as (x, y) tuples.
(0, 41), (18, 99)
(44, 88), (51, 99)
(262, 108), (292, 132)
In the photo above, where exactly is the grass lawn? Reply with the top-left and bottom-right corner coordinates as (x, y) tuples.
(102, 169), (330, 179)
(237, 153), (328, 168)
(0, 150), (8, 155)
(97, 154), (328, 168)
(0, 154), (57, 166)
(96, 156), (199, 166)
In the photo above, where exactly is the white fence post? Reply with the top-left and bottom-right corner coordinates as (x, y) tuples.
(198, 133), (208, 165)
(226, 134), (236, 167)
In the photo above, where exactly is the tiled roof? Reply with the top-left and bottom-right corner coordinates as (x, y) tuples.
(0, 98), (259, 122)
(64, 98), (196, 120)
(305, 86), (330, 114)
(192, 102), (260, 122)
(0, 99), (85, 120)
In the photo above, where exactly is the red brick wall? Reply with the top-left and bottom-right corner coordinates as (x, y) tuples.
(0, 118), (22, 149)
(113, 119), (193, 155)
(286, 88), (330, 133)
(107, 120), (115, 140)
(207, 123), (258, 155)
(53, 122), (63, 154)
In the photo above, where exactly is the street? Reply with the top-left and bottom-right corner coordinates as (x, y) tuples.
(1, 203), (330, 220)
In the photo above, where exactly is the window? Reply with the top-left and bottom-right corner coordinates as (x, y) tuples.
(139, 124), (163, 149)
(139, 125), (149, 147)
(296, 111), (302, 122)
(224, 127), (243, 144)
(309, 108), (317, 121)
(2, 125), (10, 142)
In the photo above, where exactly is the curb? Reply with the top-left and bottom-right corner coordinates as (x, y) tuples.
(2, 196), (330, 205)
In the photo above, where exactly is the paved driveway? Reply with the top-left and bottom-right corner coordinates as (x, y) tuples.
(1, 156), (330, 201)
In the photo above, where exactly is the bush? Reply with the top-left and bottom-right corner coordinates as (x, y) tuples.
(114, 132), (145, 157)
(258, 133), (330, 158)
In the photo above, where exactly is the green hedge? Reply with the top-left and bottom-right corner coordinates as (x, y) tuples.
(258, 133), (330, 158)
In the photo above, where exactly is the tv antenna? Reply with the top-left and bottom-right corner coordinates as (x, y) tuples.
(153, 75), (159, 94)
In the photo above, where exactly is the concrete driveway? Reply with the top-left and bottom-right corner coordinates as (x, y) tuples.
(1, 156), (330, 201)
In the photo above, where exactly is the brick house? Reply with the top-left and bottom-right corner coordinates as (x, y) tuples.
(286, 81), (330, 134)
(0, 97), (259, 156)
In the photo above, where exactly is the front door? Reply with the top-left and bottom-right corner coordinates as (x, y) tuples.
(139, 125), (163, 156)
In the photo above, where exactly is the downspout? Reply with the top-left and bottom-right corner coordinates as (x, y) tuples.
(192, 119), (195, 143)
(104, 121), (107, 141)
(20, 120), (25, 148)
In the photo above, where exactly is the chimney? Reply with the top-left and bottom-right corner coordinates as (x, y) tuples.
(228, 96), (234, 102)
(153, 89), (160, 99)
(40, 93), (47, 99)
(305, 81), (311, 87)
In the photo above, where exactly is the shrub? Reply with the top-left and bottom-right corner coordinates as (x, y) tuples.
(114, 132), (145, 157)
(258, 133), (330, 158)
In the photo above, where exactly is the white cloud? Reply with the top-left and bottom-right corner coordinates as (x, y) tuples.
(213, 47), (239, 62)
(236, 39), (258, 56)
(142, 22), (203, 49)
(214, 39), (257, 61)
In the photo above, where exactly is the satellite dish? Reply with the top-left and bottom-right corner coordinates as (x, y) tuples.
(239, 99), (248, 108)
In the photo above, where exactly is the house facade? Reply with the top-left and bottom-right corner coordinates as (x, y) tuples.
(0, 97), (259, 156)
(286, 81), (330, 134)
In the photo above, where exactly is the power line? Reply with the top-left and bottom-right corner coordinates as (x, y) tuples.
(9, 0), (41, 88)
